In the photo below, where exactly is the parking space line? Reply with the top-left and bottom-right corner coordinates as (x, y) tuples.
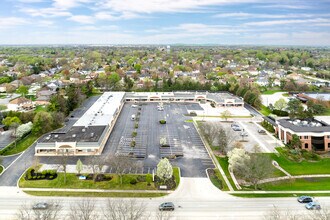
(238, 122), (271, 153)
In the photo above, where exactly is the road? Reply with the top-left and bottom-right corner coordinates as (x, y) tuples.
(0, 178), (330, 219)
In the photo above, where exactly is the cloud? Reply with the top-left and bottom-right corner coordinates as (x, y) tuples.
(256, 4), (312, 9)
(20, 7), (72, 17)
(17, 0), (45, 2)
(53, 0), (94, 9)
(0, 17), (29, 29)
(245, 18), (330, 26)
(100, 0), (262, 14)
(73, 25), (118, 31)
(68, 15), (95, 24)
(214, 13), (330, 19)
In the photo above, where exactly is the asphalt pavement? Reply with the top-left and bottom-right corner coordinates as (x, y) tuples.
(1, 177), (330, 220)
(102, 102), (214, 177)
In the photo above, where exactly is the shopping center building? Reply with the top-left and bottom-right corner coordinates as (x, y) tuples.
(35, 91), (244, 156)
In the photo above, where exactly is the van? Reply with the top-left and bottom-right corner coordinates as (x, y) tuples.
(131, 114), (136, 120)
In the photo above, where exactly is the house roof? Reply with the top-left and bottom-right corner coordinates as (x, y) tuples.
(9, 97), (30, 105)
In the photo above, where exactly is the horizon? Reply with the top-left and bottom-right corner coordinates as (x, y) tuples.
(1, 0), (330, 46)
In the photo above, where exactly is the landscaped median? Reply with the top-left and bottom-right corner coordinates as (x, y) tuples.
(0, 133), (39, 156)
(19, 167), (181, 197)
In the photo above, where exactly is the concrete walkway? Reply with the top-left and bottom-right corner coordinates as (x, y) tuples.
(22, 188), (173, 194)
(230, 190), (330, 194)
(192, 120), (234, 191)
(260, 174), (330, 184)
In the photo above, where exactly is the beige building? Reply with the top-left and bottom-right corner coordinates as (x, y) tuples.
(35, 92), (125, 156)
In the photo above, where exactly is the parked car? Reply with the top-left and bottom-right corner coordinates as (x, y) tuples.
(240, 132), (248, 137)
(231, 124), (241, 131)
(132, 104), (138, 108)
(305, 202), (321, 210)
(159, 202), (175, 211)
(258, 129), (266, 134)
(33, 202), (49, 210)
(297, 196), (313, 203)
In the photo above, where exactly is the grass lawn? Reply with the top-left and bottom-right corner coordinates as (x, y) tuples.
(270, 148), (330, 175)
(20, 167), (180, 191)
(34, 105), (47, 112)
(316, 108), (330, 116)
(257, 177), (330, 191)
(184, 119), (193, 123)
(262, 90), (284, 95)
(0, 166), (3, 174)
(216, 156), (237, 190)
(20, 173), (158, 190)
(173, 167), (180, 188)
(209, 169), (229, 191)
(24, 191), (167, 198)
(231, 193), (330, 198)
(0, 134), (39, 156)
(260, 105), (272, 116)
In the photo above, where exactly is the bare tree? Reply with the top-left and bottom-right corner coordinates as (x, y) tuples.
(87, 155), (107, 182)
(308, 205), (330, 220)
(16, 201), (62, 220)
(239, 153), (274, 190)
(218, 126), (236, 154)
(155, 209), (173, 220)
(103, 199), (147, 220)
(16, 202), (33, 220)
(108, 156), (140, 185)
(56, 151), (69, 184)
(67, 199), (99, 220)
(220, 110), (232, 121)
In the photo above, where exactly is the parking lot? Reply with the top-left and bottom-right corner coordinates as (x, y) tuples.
(218, 121), (278, 153)
(103, 102), (214, 177)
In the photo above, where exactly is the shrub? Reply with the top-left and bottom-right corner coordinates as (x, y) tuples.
(130, 140), (136, 147)
(189, 111), (197, 116)
(146, 173), (152, 186)
(132, 131), (137, 137)
(272, 109), (289, 116)
(261, 121), (275, 133)
(135, 123), (139, 129)
(130, 179), (137, 185)
(159, 120), (166, 124)
(137, 175), (146, 182)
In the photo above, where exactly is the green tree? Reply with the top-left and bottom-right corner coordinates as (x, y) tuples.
(108, 73), (121, 90)
(2, 116), (21, 128)
(274, 98), (287, 111)
(32, 111), (53, 135)
(289, 134), (302, 149)
(287, 99), (304, 119)
(48, 94), (68, 115)
(16, 85), (29, 97)
(76, 159), (83, 175)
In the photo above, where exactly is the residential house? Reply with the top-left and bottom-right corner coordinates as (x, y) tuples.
(8, 97), (34, 111)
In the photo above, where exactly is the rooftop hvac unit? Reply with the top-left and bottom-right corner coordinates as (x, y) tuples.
(54, 134), (59, 138)
(72, 134), (76, 138)
(46, 136), (51, 140)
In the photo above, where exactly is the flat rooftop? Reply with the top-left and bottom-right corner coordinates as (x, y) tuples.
(40, 126), (106, 143)
(125, 91), (243, 103)
(278, 118), (330, 133)
(74, 92), (125, 127)
(303, 93), (330, 101)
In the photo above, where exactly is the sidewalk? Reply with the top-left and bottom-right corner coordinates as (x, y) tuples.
(230, 190), (330, 194)
(22, 188), (173, 193)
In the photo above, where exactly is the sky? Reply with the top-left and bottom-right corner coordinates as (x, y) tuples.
(0, 0), (330, 45)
